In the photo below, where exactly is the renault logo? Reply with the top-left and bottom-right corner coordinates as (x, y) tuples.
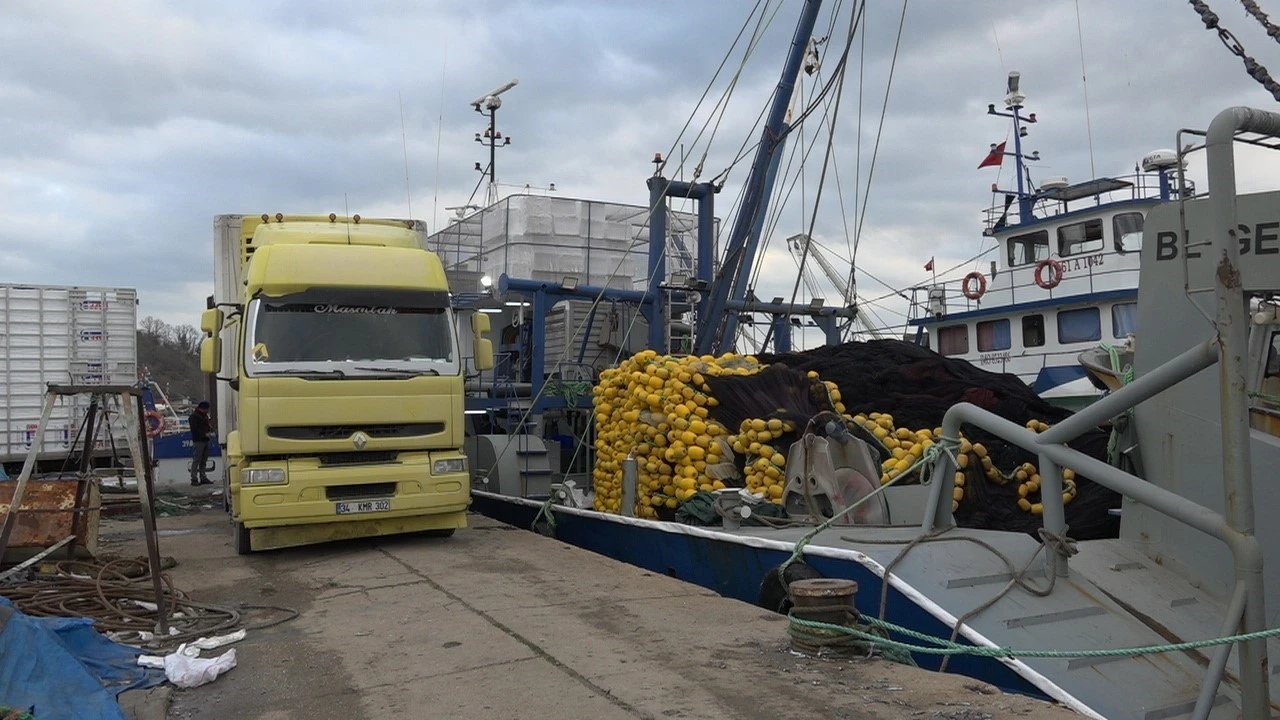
(352, 432), (369, 451)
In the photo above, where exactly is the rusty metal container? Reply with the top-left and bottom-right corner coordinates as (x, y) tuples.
(0, 477), (100, 561)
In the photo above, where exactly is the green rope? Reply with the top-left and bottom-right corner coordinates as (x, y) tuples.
(531, 496), (559, 535)
(787, 611), (1280, 659)
(1099, 342), (1136, 465)
(1248, 390), (1280, 405)
(777, 435), (962, 582)
(546, 379), (593, 406)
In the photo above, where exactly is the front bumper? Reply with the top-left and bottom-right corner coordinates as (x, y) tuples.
(232, 451), (469, 528)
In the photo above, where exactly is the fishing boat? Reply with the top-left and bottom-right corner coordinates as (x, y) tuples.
(905, 74), (1193, 411)
(445, 2), (1280, 716)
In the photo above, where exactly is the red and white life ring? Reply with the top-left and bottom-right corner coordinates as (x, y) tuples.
(145, 410), (165, 438)
(961, 272), (987, 300)
(1035, 258), (1064, 290)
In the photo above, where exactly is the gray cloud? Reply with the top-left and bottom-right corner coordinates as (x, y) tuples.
(0, 0), (1274, 343)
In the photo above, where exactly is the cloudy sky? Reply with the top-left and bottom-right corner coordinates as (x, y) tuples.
(2, 0), (1277, 346)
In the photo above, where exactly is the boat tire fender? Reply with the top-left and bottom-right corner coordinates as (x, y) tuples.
(961, 272), (987, 301)
(758, 560), (824, 615)
(1035, 258), (1064, 290)
(144, 410), (165, 438)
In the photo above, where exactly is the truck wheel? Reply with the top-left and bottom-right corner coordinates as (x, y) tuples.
(233, 521), (251, 555)
(423, 528), (456, 539)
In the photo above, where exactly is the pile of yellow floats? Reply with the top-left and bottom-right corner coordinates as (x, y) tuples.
(590, 351), (1080, 518)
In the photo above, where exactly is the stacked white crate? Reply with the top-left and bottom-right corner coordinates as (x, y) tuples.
(0, 285), (139, 464)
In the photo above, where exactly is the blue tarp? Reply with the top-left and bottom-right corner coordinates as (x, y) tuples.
(0, 596), (165, 720)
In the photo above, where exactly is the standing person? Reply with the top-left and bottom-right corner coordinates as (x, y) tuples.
(189, 401), (214, 486)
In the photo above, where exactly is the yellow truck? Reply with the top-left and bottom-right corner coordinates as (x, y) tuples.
(199, 214), (492, 553)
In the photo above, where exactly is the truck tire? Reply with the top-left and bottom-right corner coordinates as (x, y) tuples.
(233, 521), (251, 555)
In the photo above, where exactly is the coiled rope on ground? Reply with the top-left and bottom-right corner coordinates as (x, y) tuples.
(1, 558), (296, 651)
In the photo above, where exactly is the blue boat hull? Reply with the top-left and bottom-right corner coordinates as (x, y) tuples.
(470, 491), (1043, 699)
(151, 432), (222, 461)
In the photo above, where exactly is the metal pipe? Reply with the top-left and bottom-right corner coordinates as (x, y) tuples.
(1036, 338), (1218, 446)
(1192, 581), (1248, 720)
(646, 176), (668, 352)
(726, 300), (858, 318)
(696, 185), (716, 323)
(1037, 454), (1068, 578)
(499, 274), (648, 305)
(622, 455), (638, 518)
(940, 403), (1233, 541)
(1205, 105), (1280, 719)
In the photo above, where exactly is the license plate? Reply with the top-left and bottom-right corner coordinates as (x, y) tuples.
(335, 499), (392, 515)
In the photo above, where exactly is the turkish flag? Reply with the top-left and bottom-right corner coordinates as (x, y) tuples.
(924, 257), (934, 272)
(978, 141), (1007, 169)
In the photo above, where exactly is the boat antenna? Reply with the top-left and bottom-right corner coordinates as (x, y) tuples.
(432, 41), (448, 233)
(399, 90), (414, 219)
(471, 79), (519, 206)
(1073, 0), (1097, 182)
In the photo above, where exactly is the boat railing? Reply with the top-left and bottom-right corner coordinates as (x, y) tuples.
(981, 171), (1194, 232)
(914, 259), (1138, 320)
(922, 337), (1268, 716)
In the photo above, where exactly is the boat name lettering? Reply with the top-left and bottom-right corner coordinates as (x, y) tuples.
(313, 304), (398, 315)
(978, 352), (1010, 365)
(1155, 222), (1280, 261)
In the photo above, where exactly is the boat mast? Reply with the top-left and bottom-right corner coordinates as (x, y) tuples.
(986, 72), (1039, 225)
(695, 0), (825, 356)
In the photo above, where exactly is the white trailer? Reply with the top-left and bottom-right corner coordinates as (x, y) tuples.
(0, 284), (139, 469)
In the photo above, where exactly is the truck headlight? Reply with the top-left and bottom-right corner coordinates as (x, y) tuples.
(433, 458), (467, 475)
(243, 468), (286, 485)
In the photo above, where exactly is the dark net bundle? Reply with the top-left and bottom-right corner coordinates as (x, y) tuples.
(755, 339), (1121, 540)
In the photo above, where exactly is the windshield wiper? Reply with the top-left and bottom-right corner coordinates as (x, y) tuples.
(254, 369), (347, 379)
(352, 366), (440, 377)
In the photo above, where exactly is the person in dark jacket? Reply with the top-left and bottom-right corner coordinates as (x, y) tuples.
(189, 401), (214, 486)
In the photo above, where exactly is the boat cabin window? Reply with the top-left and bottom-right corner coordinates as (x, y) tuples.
(1112, 302), (1138, 338)
(1058, 218), (1105, 256)
(1113, 212), (1144, 254)
(1058, 307), (1101, 344)
(1022, 315), (1045, 347)
(1008, 230), (1049, 267)
(938, 325), (969, 356)
(977, 319), (1011, 352)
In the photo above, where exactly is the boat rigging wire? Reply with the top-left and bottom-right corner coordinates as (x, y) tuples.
(777, 1), (861, 346)
(850, 0), (909, 269)
(1073, 0), (1097, 183)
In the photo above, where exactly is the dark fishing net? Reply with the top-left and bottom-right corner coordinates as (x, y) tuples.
(697, 339), (1123, 540)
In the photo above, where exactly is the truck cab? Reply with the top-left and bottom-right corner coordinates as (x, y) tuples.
(200, 214), (493, 553)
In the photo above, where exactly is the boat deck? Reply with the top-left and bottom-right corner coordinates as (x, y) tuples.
(731, 523), (1280, 719)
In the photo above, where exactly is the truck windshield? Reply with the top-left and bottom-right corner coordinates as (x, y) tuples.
(243, 296), (458, 376)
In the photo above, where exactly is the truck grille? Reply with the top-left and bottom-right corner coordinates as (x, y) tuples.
(319, 451), (399, 467)
(267, 423), (444, 440)
(326, 482), (397, 501)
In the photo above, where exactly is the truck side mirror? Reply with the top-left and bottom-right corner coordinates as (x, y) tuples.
(201, 308), (225, 334)
(200, 337), (223, 374)
(471, 312), (491, 335)
(474, 338), (495, 371)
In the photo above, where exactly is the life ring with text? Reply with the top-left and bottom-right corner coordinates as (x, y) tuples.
(144, 411), (165, 438)
(961, 272), (987, 300)
(1035, 258), (1064, 290)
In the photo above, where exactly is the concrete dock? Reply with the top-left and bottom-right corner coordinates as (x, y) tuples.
(100, 501), (1081, 719)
